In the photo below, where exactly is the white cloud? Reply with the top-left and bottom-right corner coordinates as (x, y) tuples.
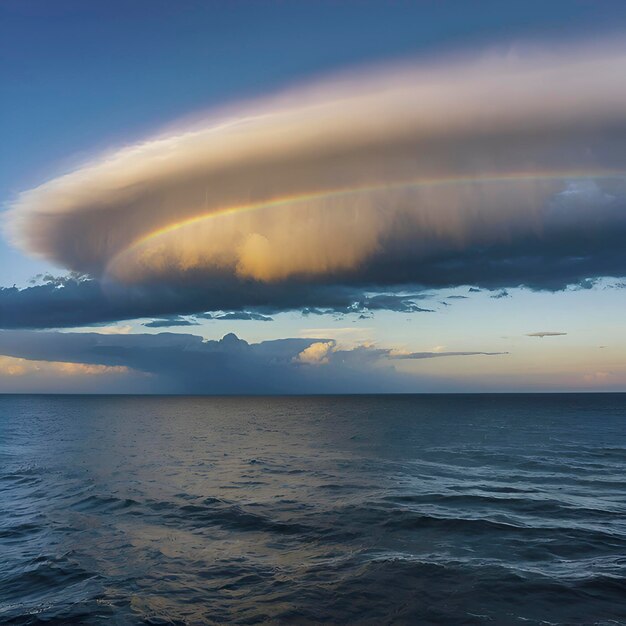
(295, 341), (335, 365)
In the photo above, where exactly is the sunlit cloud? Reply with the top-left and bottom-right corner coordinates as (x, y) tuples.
(0, 355), (129, 377)
(295, 341), (336, 365)
(61, 324), (134, 335)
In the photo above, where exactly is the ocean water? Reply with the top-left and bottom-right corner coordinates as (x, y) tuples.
(0, 394), (625, 625)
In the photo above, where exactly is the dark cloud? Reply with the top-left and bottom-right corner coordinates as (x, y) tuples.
(0, 330), (506, 394)
(490, 289), (510, 299)
(0, 276), (435, 329)
(141, 311), (275, 327)
(526, 331), (567, 338)
(0, 240), (624, 327)
(362, 294), (433, 313)
(143, 316), (199, 328)
(196, 311), (274, 322)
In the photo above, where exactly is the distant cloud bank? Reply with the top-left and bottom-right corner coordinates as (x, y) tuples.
(0, 330), (504, 393)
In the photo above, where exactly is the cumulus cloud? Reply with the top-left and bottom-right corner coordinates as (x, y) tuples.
(295, 341), (335, 365)
(0, 330), (506, 393)
(4, 39), (626, 326)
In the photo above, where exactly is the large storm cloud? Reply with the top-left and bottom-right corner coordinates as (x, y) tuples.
(3, 38), (626, 327)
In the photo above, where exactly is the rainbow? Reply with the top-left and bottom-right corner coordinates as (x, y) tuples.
(105, 169), (626, 275)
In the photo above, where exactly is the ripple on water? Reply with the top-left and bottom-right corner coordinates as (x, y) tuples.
(0, 394), (625, 624)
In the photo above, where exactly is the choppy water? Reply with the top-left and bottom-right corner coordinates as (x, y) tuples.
(1, 394), (625, 625)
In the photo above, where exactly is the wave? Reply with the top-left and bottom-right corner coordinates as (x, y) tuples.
(1, 394), (625, 624)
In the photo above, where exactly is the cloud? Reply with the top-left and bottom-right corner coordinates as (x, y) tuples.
(0, 275), (432, 329)
(526, 331), (567, 338)
(390, 350), (508, 359)
(143, 316), (199, 328)
(86, 324), (133, 335)
(4, 38), (626, 327)
(0, 353), (141, 393)
(581, 370), (622, 386)
(61, 324), (134, 335)
(295, 341), (335, 365)
(0, 355), (128, 377)
(490, 289), (510, 299)
(196, 311), (274, 322)
(0, 330), (506, 393)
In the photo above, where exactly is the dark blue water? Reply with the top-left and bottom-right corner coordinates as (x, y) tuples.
(1, 395), (625, 625)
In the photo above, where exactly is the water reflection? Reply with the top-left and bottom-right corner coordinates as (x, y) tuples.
(1, 395), (625, 624)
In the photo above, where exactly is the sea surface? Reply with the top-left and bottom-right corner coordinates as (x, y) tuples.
(1, 394), (625, 625)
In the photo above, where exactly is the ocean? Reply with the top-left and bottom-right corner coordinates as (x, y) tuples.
(1, 394), (625, 625)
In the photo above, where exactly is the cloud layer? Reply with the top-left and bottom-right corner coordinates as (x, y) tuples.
(4, 38), (626, 326)
(0, 331), (505, 393)
(0, 274), (432, 329)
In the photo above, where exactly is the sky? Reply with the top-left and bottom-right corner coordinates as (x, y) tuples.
(1, 0), (626, 393)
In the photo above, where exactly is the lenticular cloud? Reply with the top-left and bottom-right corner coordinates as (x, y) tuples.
(6, 39), (626, 294)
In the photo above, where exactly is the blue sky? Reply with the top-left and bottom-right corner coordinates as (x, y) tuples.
(1, 1), (626, 392)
